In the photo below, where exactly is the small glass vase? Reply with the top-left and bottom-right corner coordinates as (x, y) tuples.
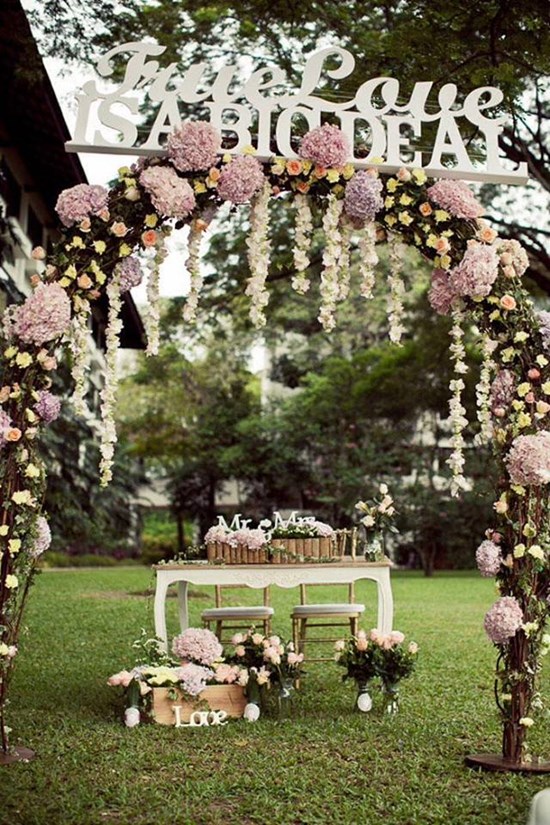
(355, 679), (373, 713)
(277, 677), (296, 720)
(362, 531), (384, 561)
(382, 680), (399, 715)
(244, 678), (263, 722)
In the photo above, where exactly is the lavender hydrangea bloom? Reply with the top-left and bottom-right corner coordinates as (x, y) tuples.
(55, 184), (109, 227)
(176, 663), (215, 697)
(506, 432), (550, 486)
(537, 311), (550, 353)
(427, 179), (484, 219)
(490, 369), (515, 414)
(139, 166), (196, 218)
(35, 390), (61, 423)
(299, 124), (350, 168)
(0, 409), (12, 448)
(428, 269), (457, 316)
(448, 241), (499, 299)
(114, 257), (144, 292)
(484, 596), (523, 645)
(343, 171), (383, 224)
(310, 520), (335, 537)
(217, 156), (265, 204)
(29, 516), (51, 558)
(13, 283), (71, 346)
(167, 121), (221, 172)
(476, 540), (502, 577)
(172, 627), (223, 665)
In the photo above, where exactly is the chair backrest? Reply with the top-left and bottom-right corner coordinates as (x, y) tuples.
(298, 582), (356, 604)
(214, 584), (271, 607)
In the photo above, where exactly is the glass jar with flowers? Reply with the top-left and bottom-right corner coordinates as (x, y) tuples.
(355, 483), (398, 561)
(370, 630), (419, 714)
(262, 636), (305, 720)
(334, 630), (377, 712)
(226, 628), (275, 721)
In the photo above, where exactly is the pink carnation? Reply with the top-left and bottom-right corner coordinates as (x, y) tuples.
(476, 540), (502, 577)
(35, 390), (61, 423)
(0, 409), (12, 448)
(55, 184), (109, 227)
(343, 171), (383, 224)
(428, 268), (457, 315)
(506, 432), (550, 486)
(13, 283), (71, 346)
(448, 241), (499, 299)
(172, 627), (223, 665)
(217, 156), (265, 204)
(139, 166), (196, 218)
(30, 516), (51, 558)
(484, 596), (523, 645)
(167, 121), (222, 172)
(427, 179), (484, 219)
(299, 124), (350, 168)
(490, 369), (515, 415)
(114, 257), (144, 292)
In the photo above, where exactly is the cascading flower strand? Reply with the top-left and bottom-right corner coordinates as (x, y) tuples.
(144, 244), (166, 357)
(474, 333), (497, 445)
(447, 303), (469, 495)
(182, 221), (204, 325)
(245, 181), (272, 329)
(292, 193), (313, 294)
(99, 275), (123, 486)
(69, 301), (92, 415)
(387, 234), (407, 344)
(337, 221), (352, 301)
(318, 193), (344, 331)
(358, 221), (378, 299)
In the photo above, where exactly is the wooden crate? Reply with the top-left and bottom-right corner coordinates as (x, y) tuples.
(206, 532), (349, 564)
(152, 684), (246, 725)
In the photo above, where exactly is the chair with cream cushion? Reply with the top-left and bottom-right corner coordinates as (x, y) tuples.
(201, 585), (274, 642)
(291, 583), (365, 662)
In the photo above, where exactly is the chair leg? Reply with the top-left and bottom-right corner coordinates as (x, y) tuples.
(350, 616), (359, 637)
(298, 618), (308, 657)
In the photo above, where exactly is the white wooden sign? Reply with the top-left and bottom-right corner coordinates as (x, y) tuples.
(66, 42), (527, 184)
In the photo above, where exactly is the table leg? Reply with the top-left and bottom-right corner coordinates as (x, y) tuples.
(177, 580), (189, 634)
(376, 571), (394, 634)
(154, 573), (170, 651)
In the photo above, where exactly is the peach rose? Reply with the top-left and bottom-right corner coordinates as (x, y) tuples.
(77, 274), (93, 290)
(525, 391), (535, 404)
(397, 167), (412, 182)
(419, 202), (433, 217)
(79, 218), (92, 232)
(500, 295), (517, 311)
(31, 246), (46, 260)
(111, 221), (128, 237)
(528, 368), (541, 381)
(286, 159), (303, 175)
(313, 165), (327, 178)
(6, 428), (22, 442)
(478, 227), (497, 243)
(30, 274), (42, 288)
(435, 237), (450, 254)
(296, 180), (310, 194)
(502, 265), (516, 278)
(208, 167), (221, 182)
(141, 229), (158, 247)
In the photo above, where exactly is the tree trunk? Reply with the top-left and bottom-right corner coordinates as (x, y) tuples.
(176, 511), (185, 554)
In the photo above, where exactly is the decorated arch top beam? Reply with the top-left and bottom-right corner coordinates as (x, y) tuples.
(66, 43), (527, 185)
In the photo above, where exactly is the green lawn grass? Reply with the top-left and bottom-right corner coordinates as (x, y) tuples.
(2, 569), (549, 825)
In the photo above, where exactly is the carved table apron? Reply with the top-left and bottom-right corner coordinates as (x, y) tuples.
(153, 560), (394, 649)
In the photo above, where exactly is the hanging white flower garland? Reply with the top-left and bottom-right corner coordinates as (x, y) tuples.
(474, 333), (497, 446)
(446, 303), (469, 495)
(358, 222), (378, 300)
(318, 193), (344, 332)
(69, 300), (92, 416)
(182, 221), (205, 325)
(292, 194), (313, 294)
(386, 234), (407, 344)
(337, 221), (352, 301)
(144, 244), (167, 357)
(246, 181), (272, 329)
(99, 276), (123, 485)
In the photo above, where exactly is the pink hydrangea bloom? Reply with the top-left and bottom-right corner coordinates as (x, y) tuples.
(204, 524), (230, 543)
(299, 124), (350, 168)
(490, 369), (515, 414)
(448, 241), (499, 299)
(343, 171), (383, 224)
(537, 311), (550, 353)
(228, 527), (268, 550)
(35, 390), (61, 423)
(172, 627), (223, 665)
(476, 540), (502, 577)
(427, 179), (484, 219)
(506, 432), (550, 486)
(55, 184), (109, 227)
(30, 516), (51, 558)
(217, 156), (265, 204)
(115, 257), (144, 292)
(167, 121), (222, 172)
(484, 596), (523, 644)
(0, 409), (12, 448)
(428, 268), (457, 315)
(139, 166), (196, 218)
(13, 283), (71, 346)
(176, 663), (214, 696)
(310, 520), (335, 537)
(497, 239), (529, 277)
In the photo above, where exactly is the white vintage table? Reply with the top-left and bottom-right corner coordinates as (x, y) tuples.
(153, 559), (394, 649)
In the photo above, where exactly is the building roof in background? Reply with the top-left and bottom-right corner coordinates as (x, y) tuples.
(0, 0), (146, 349)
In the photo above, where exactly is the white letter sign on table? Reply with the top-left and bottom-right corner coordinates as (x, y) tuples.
(66, 42), (527, 185)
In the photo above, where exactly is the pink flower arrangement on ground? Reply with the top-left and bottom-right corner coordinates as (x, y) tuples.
(343, 171), (383, 224)
(35, 390), (61, 424)
(167, 121), (222, 172)
(55, 183), (109, 227)
(428, 268), (456, 316)
(13, 282), (71, 346)
(217, 155), (265, 204)
(115, 257), (144, 292)
(139, 166), (196, 218)
(506, 431), (550, 486)
(427, 179), (484, 219)
(484, 596), (523, 644)
(448, 240), (499, 299)
(299, 124), (350, 168)
(172, 627), (223, 665)
(476, 540), (502, 577)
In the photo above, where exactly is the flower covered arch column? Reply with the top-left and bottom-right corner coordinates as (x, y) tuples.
(1, 120), (549, 768)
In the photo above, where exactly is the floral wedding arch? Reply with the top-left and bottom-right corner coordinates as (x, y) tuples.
(1, 117), (549, 770)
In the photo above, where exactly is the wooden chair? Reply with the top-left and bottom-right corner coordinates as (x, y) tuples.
(291, 583), (365, 662)
(201, 585), (274, 642)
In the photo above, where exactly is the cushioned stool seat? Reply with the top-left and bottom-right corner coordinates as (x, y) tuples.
(201, 586), (273, 641)
(292, 603), (365, 617)
(202, 606), (274, 621)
